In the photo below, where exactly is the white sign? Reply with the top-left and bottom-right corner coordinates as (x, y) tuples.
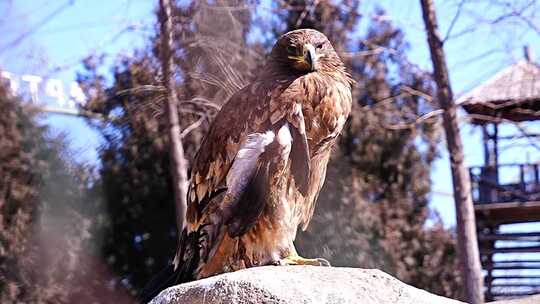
(1, 71), (87, 109)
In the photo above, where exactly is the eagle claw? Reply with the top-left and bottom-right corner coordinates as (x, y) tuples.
(272, 259), (287, 266)
(316, 258), (331, 267)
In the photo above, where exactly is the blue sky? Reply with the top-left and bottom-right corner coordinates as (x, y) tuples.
(0, 0), (155, 164)
(1, 0), (539, 229)
(369, 0), (540, 228)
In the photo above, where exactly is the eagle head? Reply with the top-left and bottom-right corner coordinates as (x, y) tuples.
(269, 29), (343, 74)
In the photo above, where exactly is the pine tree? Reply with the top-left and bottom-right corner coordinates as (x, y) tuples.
(0, 83), (127, 303)
(0, 83), (44, 302)
(78, 0), (259, 293)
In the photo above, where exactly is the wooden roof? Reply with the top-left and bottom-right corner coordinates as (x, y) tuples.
(458, 60), (540, 124)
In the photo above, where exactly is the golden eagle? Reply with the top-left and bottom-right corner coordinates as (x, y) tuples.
(142, 28), (352, 301)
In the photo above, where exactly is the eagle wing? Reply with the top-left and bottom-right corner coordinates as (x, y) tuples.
(185, 80), (310, 236)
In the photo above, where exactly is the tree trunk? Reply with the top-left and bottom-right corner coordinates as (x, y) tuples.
(159, 0), (188, 233)
(419, 1), (484, 303)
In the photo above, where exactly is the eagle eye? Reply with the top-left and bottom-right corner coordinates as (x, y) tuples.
(286, 45), (297, 54)
(315, 42), (324, 50)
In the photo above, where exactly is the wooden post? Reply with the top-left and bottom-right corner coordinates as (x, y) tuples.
(482, 125), (489, 167)
(419, 1), (485, 303)
(493, 123), (499, 183)
(485, 226), (495, 302)
(481, 125), (492, 203)
(520, 165), (525, 192)
(159, 0), (189, 234)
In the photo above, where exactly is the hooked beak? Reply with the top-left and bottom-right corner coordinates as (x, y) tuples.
(303, 43), (317, 72)
(288, 43), (318, 72)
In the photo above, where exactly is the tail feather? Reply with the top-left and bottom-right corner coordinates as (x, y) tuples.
(138, 264), (177, 303)
(139, 227), (206, 303)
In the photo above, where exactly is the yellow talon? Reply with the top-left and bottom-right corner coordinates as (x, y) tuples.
(277, 255), (331, 267)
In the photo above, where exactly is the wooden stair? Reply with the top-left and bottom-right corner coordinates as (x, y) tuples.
(478, 229), (540, 301)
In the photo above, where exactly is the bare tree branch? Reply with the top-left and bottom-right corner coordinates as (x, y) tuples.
(443, 0), (466, 43)
(420, 1), (485, 303)
(383, 109), (443, 130)
(159, 0), (189, 234)
(0, 0), (75, 53)
(180, 116), (205, 139)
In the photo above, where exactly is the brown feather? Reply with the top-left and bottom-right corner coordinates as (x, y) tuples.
(288, 108), (310, 195)
(175, 29), (353, 282)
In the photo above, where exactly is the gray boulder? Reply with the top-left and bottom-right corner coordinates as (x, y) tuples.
(150, 266), (464, 304)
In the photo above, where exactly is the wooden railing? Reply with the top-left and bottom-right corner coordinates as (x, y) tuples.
(469, 163), (540, 204)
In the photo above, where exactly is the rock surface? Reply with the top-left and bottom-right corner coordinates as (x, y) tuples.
(150, 266), (464, 304)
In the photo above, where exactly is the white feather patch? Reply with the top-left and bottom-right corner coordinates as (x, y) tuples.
(293, 103), (302, 116)
(226, 131), (275, 195)
(328, 115), (346, 139)
(276, 123), (292, 147)
(335, 115), (346, 131)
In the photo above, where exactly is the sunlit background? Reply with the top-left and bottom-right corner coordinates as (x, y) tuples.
(1, 0), (539, 302)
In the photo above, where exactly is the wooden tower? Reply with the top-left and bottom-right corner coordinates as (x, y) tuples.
(458, 49), (540, 301)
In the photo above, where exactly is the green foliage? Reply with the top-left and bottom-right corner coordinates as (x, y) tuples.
(0, 83), (45, 302)
(0, 85), (101, 303)
(0, 83), (132, 303)
(80, 53), (176, 293)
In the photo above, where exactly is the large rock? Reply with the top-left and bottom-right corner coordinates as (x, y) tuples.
(150, 266), (464, 304)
